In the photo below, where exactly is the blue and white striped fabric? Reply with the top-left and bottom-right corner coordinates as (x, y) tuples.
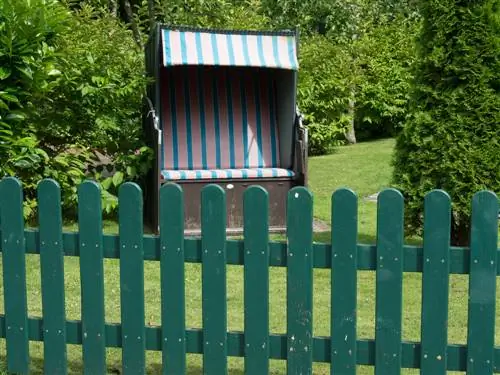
(161, 168), (295, 180)
(162, 28), (298, 70)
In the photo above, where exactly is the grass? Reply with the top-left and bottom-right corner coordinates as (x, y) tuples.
(0, 137), (499, 374)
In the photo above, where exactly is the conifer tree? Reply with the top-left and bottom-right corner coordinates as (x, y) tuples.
(393, 0), (500, 245)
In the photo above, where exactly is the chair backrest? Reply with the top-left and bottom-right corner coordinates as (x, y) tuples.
(160, 66), (281, 171)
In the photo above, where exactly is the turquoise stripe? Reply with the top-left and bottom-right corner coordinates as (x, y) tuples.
(211, 171), (217, 179)
(169, 71), (179, 169)
(268, 82), (278, 166)
(195, 33), (203, 64)
(211, 34), (220, 65)
(180, 32), (188, 64)
(240, 74), (249, 168)
(195, 171), (202, 179)
(180, 171), (187, 180)
(287, 37), (297, 69)
(213, 74), (221, 168)
(241, 35), (251, 66)
(197, 69), (207, 169)
(257, 35), (266, 67)
(241, 169), (248, 179)
(163, 30), (172, 66)
(226, 35), (236, 65)
(226, 74), (236, 168)
(225, 169), (233, 178)
(184, 76), (193, 169)
(254, 79), (264, 167)
(257, 168), (263, 177)
(272, 36), (281, 68)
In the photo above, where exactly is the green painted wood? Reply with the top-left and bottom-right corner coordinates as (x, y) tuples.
(201, 184), (227, 375)
(38, 179), (67, 374)
(420, 190), (450, 374)
(78, 181), (106, 374)
(160, 183), (186, 374)
(466, 191), (498, 375)
(375, 189), (404, 375)
(286, 187), (313, 375)
(243, 186), (270, 375)
(0, 177), (29, 373)
(5, 315), (500, 371)
(331, 188), (358, 375)
(119, 183), (146, 375)
(13, 229), (500, 274)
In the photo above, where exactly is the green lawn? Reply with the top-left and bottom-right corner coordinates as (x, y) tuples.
(0, 138), (498, 374)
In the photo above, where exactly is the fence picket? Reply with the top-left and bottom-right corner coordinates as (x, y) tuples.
(420, 190), (451, 374)
(375, 189), (404, 375)
(38, 179), (67, 374)
(160, 183), (186, 374)
(201, 184), (227, 374)
(286, 187), (313, 375)
(78, 181), (106, 374)
(243, 186), (270, 374)
(119, 183), (146, 374)
(466, 191), (498, 375)
(331, 188), (358, 375)
(0, 177), (29, 374)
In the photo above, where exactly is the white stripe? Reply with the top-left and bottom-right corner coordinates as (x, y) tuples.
(169, 31), (183, 66)
(200, 33), (215, 66)
(231, 34), (246, 66)
(277, 36), (292, 69)
(216, 34), (231, 66)
(183, 32), (199, 65)
(245, 35), (260, 67)
(261, 35), (276, 68)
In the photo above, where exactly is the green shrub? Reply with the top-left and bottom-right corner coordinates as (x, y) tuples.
(297, 34), (353, 155)
(354, 16), (417, 141)
(392, 0), (500, 245)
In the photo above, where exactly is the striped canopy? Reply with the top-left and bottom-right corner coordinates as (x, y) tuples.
(161, 28), (298, 70)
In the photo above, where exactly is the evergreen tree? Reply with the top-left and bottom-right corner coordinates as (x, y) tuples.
(392, 0), (500, 245)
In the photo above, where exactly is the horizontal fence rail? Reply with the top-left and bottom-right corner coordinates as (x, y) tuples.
(0, 177), (498, 375)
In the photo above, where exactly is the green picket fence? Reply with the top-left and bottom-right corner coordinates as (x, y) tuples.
(0, 176), (499, 375)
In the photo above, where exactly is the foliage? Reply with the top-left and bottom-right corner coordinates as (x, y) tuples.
(392, 0), (500, 245)
(354, 15), (418, 141)
(0, 0), (152, 220)
(297, 34), (354, 155)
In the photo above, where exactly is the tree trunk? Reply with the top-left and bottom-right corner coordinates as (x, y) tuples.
(122, 0), (143, 49)
(450, 220), (470, 247)
(109, 0), (118, 17)
(345, 96), (357, 144)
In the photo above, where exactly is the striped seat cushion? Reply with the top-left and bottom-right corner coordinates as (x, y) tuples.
(161, 168), (294, 180)
(161, 66), (283, 175)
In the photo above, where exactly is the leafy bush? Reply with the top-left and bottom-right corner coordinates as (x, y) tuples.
(392, 0), (500, 245)
(354, 15), (417, 141)
(0, 1), (152, 220)
(0, 0), (82, 219)
(297, 34), (354, 155)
